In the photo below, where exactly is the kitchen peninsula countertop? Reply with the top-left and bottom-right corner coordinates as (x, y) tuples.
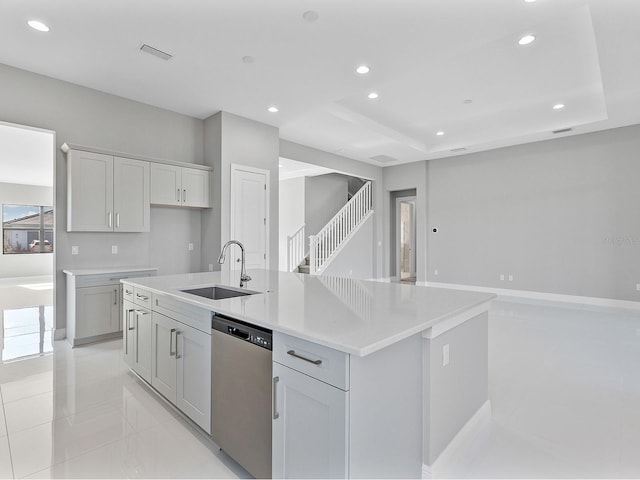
(122, 269), (495, 357)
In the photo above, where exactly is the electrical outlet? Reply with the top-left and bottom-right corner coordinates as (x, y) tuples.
(209, 263), (214, 272)
(434, 269), (439, 276)
(111, 245), (118, 254)
(188, 243), (194, 251)
(499, 274), (505, 281)
(71, 246), (79, 255)
(508, 274), (514, 281)
(442, 344), (450, 366)
(636, 284), (640, 291)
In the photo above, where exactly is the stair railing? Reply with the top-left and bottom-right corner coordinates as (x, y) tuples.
(287, 224), (306, 272)
(309, 181), (372, 275)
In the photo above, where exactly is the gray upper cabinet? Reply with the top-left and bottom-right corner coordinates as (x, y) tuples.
(150, 163), (211, 208)
(66, 149), (150, 232)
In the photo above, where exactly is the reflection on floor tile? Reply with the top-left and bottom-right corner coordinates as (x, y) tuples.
(436, 299), (640, 479)
(2, 305), (54, 362)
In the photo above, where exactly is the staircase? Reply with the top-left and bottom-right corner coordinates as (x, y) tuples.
(287, 180), (373, 275)
(308, 180), (372, 275)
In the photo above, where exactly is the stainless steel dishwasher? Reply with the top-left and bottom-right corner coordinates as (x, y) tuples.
(211, 313), (273, 479)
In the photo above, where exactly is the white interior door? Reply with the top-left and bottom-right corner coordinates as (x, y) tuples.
(230, 164), (269, 270)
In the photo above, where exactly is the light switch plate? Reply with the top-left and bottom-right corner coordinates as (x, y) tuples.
(71, 246), (79, 255)
(111, 245), (118, 254)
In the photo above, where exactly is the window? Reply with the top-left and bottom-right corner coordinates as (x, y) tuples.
(2, 204), (54, 254)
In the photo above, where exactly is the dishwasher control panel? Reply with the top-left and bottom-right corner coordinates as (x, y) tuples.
(212, 314), (273, 350)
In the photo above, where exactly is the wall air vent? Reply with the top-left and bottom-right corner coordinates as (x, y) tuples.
(140, 44), (173, 61)
(450, 147), (467, 152)
(370, 155), (398, 164)
(552, 128), (573, 134)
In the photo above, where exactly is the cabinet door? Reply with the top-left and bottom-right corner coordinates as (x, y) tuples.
(176, 323), (211, 433)
(150, 163), (182, 206)
(123, 300), (136, 369)
(134, 308), (152, 383)
(76, 285), (121, 338)
(113, 157), (150, 232)
(272, 362), (349, 479)
(151, 312), (177, 404)
(181, 168), (210, 208)
(67, 150), (113, 232)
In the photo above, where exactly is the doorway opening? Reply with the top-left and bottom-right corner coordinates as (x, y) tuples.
(0, 121), (56, 362)
(390, 189), (417, 284)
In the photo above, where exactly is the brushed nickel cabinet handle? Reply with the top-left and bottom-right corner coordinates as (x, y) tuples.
(273, 376), (280, 420)
(127, 309), (136, 331)
(287, 349), (322, 366)
(136, 293), (149, 301)
(170, 328), (176, 356)
(116, 213), (120, 228)
(177, 188), (181, 202)
(183, 189), (186, 203)
(175, 331), (182, 359)
(108, 212), (112, 228)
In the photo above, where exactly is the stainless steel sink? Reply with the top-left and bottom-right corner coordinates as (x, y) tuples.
(180, 286), (259, 300)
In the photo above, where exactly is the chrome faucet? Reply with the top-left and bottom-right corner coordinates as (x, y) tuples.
(217, 240), (252, 287)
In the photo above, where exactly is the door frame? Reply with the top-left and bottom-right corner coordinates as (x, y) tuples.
(395, 195), (416, 280)
(229, 163), (270, 271)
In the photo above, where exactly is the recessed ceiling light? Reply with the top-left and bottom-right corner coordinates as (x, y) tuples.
(524, 0), (537, 3)
(553, 103), (566, 110)
(518, 34), (536, 46)
(278, 164), (283, 168)
(463, 99), (473, 105)
(367, 92), (379, 99)
(268, 106), (279, 113)
(242, 56), (255, 64)
(356, 65), (370, 75)
(302, 10), (319, 22)
(436, 131), (445, 136)
(27, 20), (50, 32)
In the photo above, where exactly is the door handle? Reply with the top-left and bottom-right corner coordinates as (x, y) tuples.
(114, 288), (118, 305)
(116, 213), (120, 228)
(183, 189), (186, 203)
(177, 188), (181, 202)
(108, 212), (112, 228)
(175, 331), (182, 359)
(170, 328), (176, 356)
(127, 309), (136, 331)
(272, 376), (280, 420)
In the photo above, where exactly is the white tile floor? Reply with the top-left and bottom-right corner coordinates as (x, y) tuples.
(1, 279), (639, 478)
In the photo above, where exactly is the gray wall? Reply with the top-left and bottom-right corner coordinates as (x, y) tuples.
(279, 177), (305, 271)
(202, 112), (280, 274)
(0, 63), (204, 331)
(304, 173), (349, 237)
(322, 215), (374, 279)
(427, 125), (640, 302)
(0, 182), (54, 278)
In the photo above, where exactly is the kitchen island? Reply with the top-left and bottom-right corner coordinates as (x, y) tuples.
(122, 269), (495, 478)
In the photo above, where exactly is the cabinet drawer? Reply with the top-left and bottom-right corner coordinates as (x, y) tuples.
(122, 284), (135, 301)
(134, 287), (153, 308)
(273, 332), (349, 390)
(153, 292), (211, 334)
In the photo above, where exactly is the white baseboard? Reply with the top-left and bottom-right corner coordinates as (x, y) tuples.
(54, 328), (66, 341)
(425, 281), (640, 311)
(422, 400), (492, 479)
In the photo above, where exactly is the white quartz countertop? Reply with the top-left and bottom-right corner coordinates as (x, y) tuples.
(122, 270), (495, 357)
(63, 266), (158, 276)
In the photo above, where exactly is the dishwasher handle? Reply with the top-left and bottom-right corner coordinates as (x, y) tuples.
(228, 326), (250, 340)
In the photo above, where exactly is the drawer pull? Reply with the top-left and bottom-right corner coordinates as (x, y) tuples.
(136, 293), (149, 301)
(287, 349), (322, 366)
(170, 328), (176, 356)
(273, 376), (280, 420)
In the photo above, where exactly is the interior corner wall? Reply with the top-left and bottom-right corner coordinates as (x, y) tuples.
(304, 173), (349, 237)
(279, 177), (305, 271)
(202, 111), (280, 272)
(0, 182), (54, 278)
(0, 63), (204, 330)
(382, 162), (428, 283)
(427, 124), (640, 302)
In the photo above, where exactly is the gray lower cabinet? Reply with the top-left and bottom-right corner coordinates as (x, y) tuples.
(272, 361), (349, 479)
(123, 298), (152, 383)
(151, 310), (211, 433)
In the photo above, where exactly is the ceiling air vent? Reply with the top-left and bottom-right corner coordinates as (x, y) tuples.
(450, 147), (467, 153)
(370, 155), (398, 164)
(552, 127), (573, 134)
(140, 44), (173, 61)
